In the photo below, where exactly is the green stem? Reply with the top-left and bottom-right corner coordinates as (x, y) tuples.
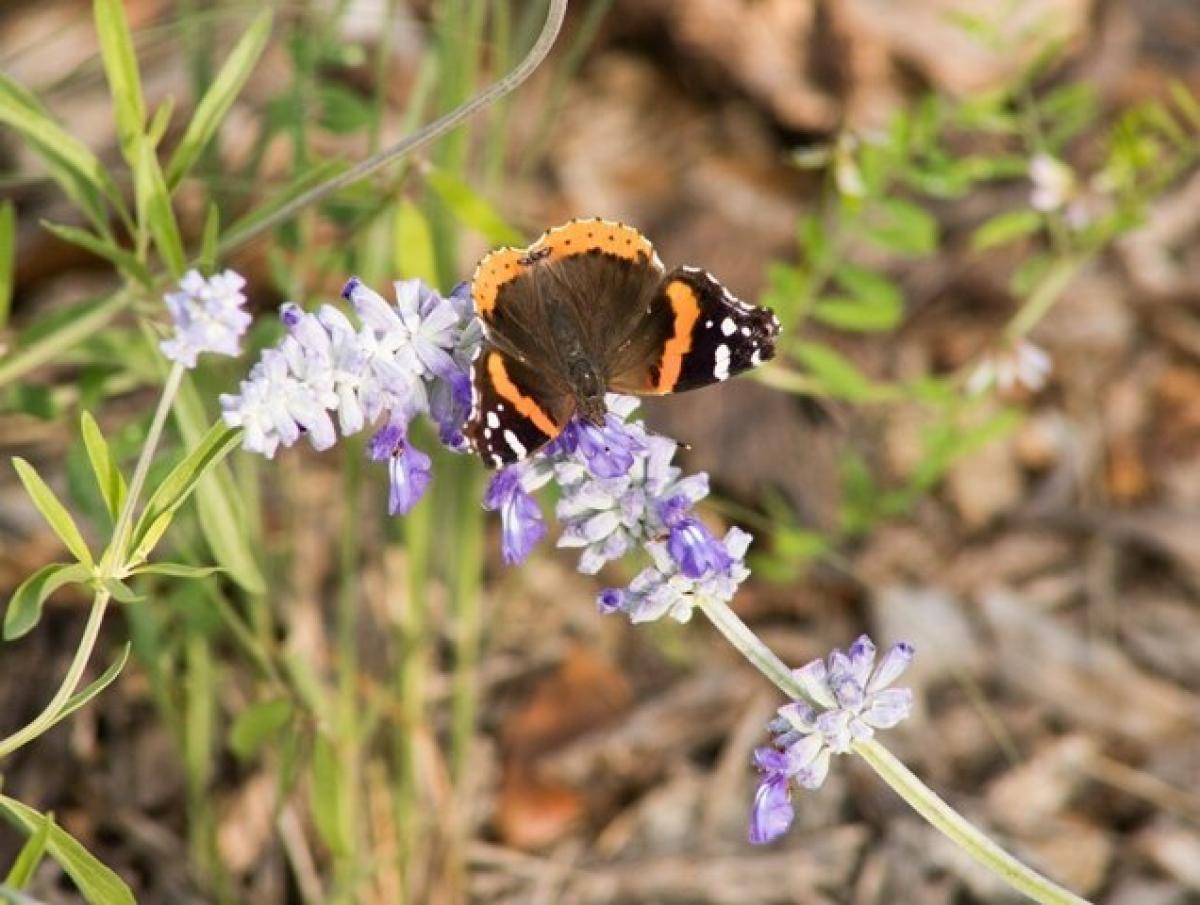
(696, 596), (1089, 905)
(855, 740), (1088, 905)
(0, 590), (111, 759)
(1004, 255), (1083, 340)
(450, 464), (484, 781)
(108, 360), (186, 567)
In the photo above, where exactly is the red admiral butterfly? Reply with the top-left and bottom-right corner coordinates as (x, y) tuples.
(466, 218), (781, 467)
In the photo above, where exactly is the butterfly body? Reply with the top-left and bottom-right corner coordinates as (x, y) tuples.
(466, 219), (780, 467)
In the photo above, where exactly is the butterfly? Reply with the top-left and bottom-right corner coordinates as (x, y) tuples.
(465, 218), (781, 467)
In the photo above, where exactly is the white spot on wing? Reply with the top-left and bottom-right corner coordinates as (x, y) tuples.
(714, 344), (731, 381)
(721, 317), (736, 336)
(504, 430), (527, 459)
(486, 411), (500, 429)
(751, 349), (763, 365)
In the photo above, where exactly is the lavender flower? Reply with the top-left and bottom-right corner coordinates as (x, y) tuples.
(369, 419), (432, 515)
(484, 460), (554, 564)
(222, 277), (476, 517)
(161, 269), (251, 368)
(966, 339), (1052, 396)
(749, 635), (914, 844)
(604, 526), (751, 624)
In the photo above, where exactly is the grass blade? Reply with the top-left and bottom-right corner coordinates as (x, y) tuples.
(92, 0), (147, 162)
(166, 10), (273, 189)
(0, 201), (13, 329)
(0, 795), (135, 905)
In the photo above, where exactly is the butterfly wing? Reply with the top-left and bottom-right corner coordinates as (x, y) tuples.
(466, 345), (576, 468)
(609, 266), (781, 395)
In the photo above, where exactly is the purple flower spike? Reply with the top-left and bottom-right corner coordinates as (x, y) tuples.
(747, 634), (915, 845)
(161, 269), (251, 368)
(484, 463), (553, 565)
(597, 587), (625, 615)
(369, 420), (431, 515)
(665, 513), (733, 579)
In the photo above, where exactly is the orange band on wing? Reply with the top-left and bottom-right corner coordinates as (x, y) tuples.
(656, 281), (700, 391)
(487, 353), (559, 437)
(471, 247), (526, 316)
(528, 218), (657, 266)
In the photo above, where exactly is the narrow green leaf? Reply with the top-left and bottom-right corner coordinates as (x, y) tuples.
(130, 422), (241, 557)
(394, 200), (438, 284)
(0, 74), (123, 224)
(229, 698), (293, 761)
(79, 411), (127, 521)
(4, 810), (54, 889)
(0, 292), (129, 392)
(317, 83), (376, 135)
(39, 221), (151, 286)
(198, 203), (220, 275)
(834, 264), (902, 307)
(127, 511), (172, 568)
(171, 374), (265, 593)
(166, 10), (273, 189)
(1168, 80), (1200, 134)
(54, 643), (130, 725)
(971, 209), (1042, 251)
(132, 136), (186, 277)
(0, 201), (14, 330)
(311, 734), (348, 855)
(100, 578), (143, 604)
(792, 342), (875, 402)
(11, 459), (94, 568)
(0, 795), (134, 905)
(92, 0), (146, 162)
(863, 197), (938, 256)
(129, 562), (224, 579)
(425, 168), (524, 246)
(146, 98), (175, 149)
(812, 296), (901, 331)
(3, 562), (91, 641)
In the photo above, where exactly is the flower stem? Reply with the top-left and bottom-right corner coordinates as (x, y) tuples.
(218, 0), (569, 254)
(109, 360), (186, 567)
(696, 596), (1089, 905)
(0, 360), (186, 760)
(0, 589), (110, 759)
(855, 740), (1089, 905)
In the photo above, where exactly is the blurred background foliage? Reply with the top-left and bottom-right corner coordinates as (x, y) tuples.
(3, 0), (1200, 902)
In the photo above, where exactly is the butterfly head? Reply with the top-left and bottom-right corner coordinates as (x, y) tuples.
(566, 350), (608, 426)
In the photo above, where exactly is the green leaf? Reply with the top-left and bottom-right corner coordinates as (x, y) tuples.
(127, 511), (172, 568)
(54, 643), (130, 725)
(0, 292), (129, 392)
(79, 411), (127, 522)
(813, 264), (903, 331)
(146, 98), (175, 149)
(132, 135), (186, 277)
(11, 458), (94, 568)
(166, 10), (273, 189)
(1168, 80), (1200, 134)
(0, 201), (13, 330)
(4, 810), (54, 889)
(100, 578), (143, 604)
(229, 697), (293, 761)
(39, 221), (151, 286)
(3, 562), (91, 641)
(171, 374), (265, 593)
(317, 83), (376, 135)
(971, 209), (1042, 251)
(425, 168), (524, 246)
(128, 562), (224, 579)
(792, 342), (875, 402)
(0, 77), (119, 232)
(0, 795), (134, 905)
(311, 733), (348, 855)
(198, 203), (220, 275)
(862, 198), (938, 256)
(394, 200), (438, 284)
(129, 421), (242, 559)
(92, 0), (146, 162)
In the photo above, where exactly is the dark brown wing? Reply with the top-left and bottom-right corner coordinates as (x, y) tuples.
(609, 267), (781, 395)
(466, 345), (576, 468)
